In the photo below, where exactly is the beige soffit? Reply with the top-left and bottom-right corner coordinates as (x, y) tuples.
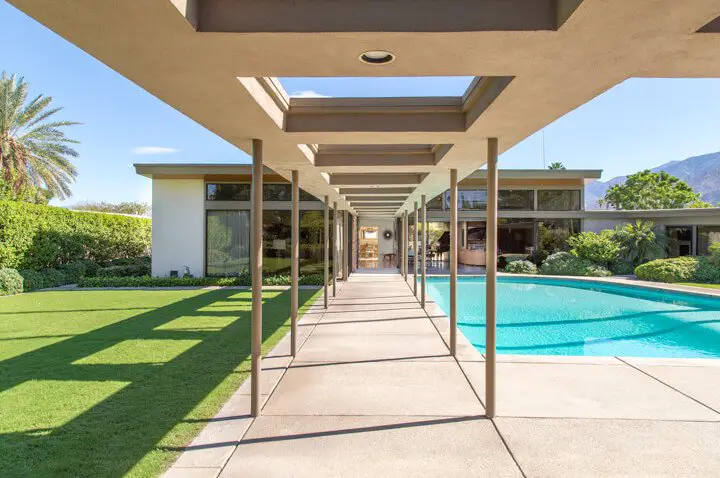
(12, 0), (720, 217)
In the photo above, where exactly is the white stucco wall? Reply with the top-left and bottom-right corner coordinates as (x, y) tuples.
(151, 179), (205, 277)
(358, 217), (396, 267)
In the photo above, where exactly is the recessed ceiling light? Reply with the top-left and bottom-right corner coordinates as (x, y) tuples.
(359, 50), (395, 65)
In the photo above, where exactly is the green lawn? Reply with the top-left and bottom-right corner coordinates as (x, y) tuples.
(676, 282), (720, 290)
(0, 288), (320, 477)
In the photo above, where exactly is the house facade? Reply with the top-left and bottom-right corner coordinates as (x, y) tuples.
(137, 164), (720, 277)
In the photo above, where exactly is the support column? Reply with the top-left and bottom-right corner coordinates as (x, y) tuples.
(404, 210), (409, 280)
(290, 170), (299, 357)
(486, 138), (499, 418)
(450, 169), (458, 356)
(413, 201), (418, 296)
(332, 202), (338, 297)
(421, 195), (427, 308)
(342, 211), (349, 280)
(324, 195), (329, 309)
(250, 139), (263, 417)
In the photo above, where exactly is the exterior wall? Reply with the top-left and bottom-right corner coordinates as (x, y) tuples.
(582, 219), (624, 233)
(358, 217), (396, 268)
(583, 214), (720, 233)
(152, 179), (205, 277)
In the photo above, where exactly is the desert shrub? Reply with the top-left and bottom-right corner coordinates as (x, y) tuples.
(634, 257), (699, 283)
(0, 268), (23, 296)
(707, 242), (720, 267)
(97, 263), (151, 278)
(504, 260), (537, 274)
(567, 231), (623, 265)
(0, 201), (151, 270)
(540, 252), (612, 277)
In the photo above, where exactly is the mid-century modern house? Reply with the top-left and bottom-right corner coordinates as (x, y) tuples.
(136, 164), (720, 277)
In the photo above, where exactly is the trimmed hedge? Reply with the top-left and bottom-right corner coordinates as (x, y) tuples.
(634, 257), (698, 283)
(97, 264), (151, 277)
(504, 260), (537, 274)
(78, 273), (325, 288)
(540, 252), (612, 277)
(0, 268), (23, 296)
(0, 201), (151, 270)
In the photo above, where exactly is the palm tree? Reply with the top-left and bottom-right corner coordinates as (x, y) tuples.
(548, 162), (566, 170)
(0, 72), (79, 200)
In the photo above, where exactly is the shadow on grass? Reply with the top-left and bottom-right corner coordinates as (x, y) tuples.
(0, 288), (318, 476)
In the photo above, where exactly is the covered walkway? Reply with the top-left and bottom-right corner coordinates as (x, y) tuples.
(166, 272), (720, 477)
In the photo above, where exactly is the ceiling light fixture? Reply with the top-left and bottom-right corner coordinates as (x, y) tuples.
(359, 50), (395, 65)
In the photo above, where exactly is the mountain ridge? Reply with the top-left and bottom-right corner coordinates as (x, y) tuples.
(585, 151), (720, 209)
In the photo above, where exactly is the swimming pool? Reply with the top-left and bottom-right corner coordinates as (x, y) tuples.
(425, 276), (720, 358)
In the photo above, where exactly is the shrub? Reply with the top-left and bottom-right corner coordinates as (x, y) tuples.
(708, 242), (720, 267)
(634, 257), (699, 283)
(610, 260), (635, 276)
(567, 231), (623, 265)
(504, 260), (537, 274)
(498, 254), (529, 269)
(540, 252), (612, 277)
(59, 260), (100, 283)
(100, 256), (151, 268)
(97, 263), (151, 277)
(0, 268), (23, 295)
(692, 257), (720, 284)
(78, 273), (325, 288)
(612, 220), (666, 267)
(0, 201), (151, 270)
(18, 268), (70, 291)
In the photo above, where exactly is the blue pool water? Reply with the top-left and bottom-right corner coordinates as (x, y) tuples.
(426, 277), (720, 358)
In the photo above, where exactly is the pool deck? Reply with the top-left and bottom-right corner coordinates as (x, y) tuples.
(165, 272), (720, 477)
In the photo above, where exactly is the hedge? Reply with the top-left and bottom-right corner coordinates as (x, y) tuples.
(504, 260), (537, 274)
(0, 268), (23, 296)
(634, 256), (720, 284)
(540, 252), (612, 277)
(78, 273), (325, 288)
(0, 201), (151, 270)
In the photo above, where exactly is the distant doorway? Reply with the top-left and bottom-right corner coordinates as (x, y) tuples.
(359, 227), (379, 268)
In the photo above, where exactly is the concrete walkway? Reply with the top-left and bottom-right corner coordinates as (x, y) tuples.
(166, 272), (720, 477)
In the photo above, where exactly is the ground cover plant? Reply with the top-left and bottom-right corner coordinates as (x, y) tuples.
(0, 288), (320, 476)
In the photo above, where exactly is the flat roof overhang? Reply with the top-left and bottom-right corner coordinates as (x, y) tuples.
(14, 0), (720, 217)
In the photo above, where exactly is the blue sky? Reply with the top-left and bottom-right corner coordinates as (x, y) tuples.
(3, 1), (720, 207)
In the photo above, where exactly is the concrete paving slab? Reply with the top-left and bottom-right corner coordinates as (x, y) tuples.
(311, 317), (439, 335)
(495, 417), (720, 477)
(164, 467), (221, 478)
(293, 333), (451, 362)
(460, 361), (717, 420)
(495, 354), (624, 365)
(634, 364), (720, 414)
(262, 361), (484, 416)
(221, 415), (520, 478)
(621, 356), (720, 367)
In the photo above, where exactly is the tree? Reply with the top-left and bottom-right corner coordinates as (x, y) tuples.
(599, 170), (701, 210)
(612, 220), (666, 266)
(0, 72), (80, 200)
(71, 201), (151, 216)
(548, 162), (566, 170)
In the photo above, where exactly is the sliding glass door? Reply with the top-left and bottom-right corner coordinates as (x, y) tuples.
(206, 210), (250, 276)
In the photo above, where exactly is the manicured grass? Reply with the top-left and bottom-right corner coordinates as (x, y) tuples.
(677, 282), (720, 290)
(0, 288), (320, 477)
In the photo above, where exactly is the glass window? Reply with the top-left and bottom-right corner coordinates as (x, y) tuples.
(536, 219), (581, 257)
(698, 226), (720, 255)
(206, 210), (250, 276)
(498, 218), (534, 254)
(300, 189), (320, 201)
(538, 190), (581, 211)
(264, 184), (291, 201)
(427, 194), (443, 210)
(206, 183), (250, 201)
(499, 190), (534, 210)
(452, 189), (487, 210)
(667, 226), (694, 257)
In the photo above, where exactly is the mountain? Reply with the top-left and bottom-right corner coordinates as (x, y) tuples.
(585, 151), (720, 209)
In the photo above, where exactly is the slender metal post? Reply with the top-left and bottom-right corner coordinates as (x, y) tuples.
(250, 139), (263, 417)
(421, 195), (427, 308)
(290, 170), (299, 357)
(342, 211), (349, 280)
(413, 201), (418, 296)
(450, 168), (458, 356)
(404, 211), (409, 280)
(486, 138), (499, 418)
(333, 202), (337, 296)
(324, 195), (329, 309)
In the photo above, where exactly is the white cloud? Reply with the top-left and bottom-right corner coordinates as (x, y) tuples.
(290, 90), (330, 98)
(131, 146), (180, 155)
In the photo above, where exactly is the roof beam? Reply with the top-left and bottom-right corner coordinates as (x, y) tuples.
(329, 173), (424, 187)
(338, 187), (415, 196)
